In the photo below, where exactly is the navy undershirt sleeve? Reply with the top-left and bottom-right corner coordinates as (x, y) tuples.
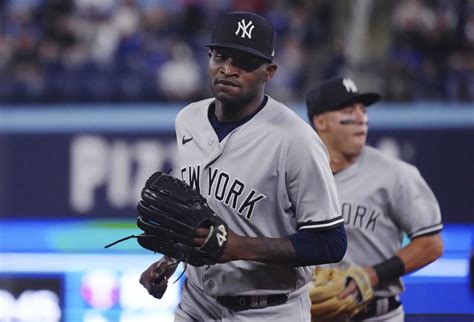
(289, 225), (347, 266)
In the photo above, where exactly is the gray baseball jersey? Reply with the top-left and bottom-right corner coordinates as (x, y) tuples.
(175, 96), (343, 297)
(333, 145), (443, 297)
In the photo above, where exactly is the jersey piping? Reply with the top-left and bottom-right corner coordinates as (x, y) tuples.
(408, 222), (444, 239)
(298, 216), (345, 230)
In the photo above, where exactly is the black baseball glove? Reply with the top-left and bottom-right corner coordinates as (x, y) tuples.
(106, 171), (228, 267)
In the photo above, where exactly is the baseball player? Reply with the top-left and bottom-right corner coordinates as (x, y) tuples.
(139, 12), (347, 321)
(305, 77), (444, 321)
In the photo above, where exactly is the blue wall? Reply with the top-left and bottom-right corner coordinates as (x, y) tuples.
(0, 103), (472, 222)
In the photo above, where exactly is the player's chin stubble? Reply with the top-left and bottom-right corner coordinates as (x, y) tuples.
(210, 84), (254, 110)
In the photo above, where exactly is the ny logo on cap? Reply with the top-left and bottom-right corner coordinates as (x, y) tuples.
(235, 19), (255, 39)
(342, 78), (358, 93)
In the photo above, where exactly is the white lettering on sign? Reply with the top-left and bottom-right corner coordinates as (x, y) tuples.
(69, 135), (178, 213)
(70, 136), (108, 213)
(0, 289), (61, 321)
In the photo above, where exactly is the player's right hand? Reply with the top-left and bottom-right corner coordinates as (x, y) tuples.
(139, 256), (179, 299)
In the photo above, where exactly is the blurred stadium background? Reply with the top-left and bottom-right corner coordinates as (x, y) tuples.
(0, 0), (473, 321)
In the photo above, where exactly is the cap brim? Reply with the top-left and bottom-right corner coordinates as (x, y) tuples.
(206, 42), (272, 62)
(339, 92), (381, 108)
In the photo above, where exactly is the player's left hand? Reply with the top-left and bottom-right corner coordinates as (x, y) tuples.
(135, 171), (229, 267)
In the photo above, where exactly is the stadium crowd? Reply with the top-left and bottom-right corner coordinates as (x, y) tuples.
(0, 0), (472, 104)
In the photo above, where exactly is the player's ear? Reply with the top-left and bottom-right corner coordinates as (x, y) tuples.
(313, 115), (327, 132)
(263, 63), (277, 81)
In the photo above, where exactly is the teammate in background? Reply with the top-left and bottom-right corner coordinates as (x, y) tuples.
(305, 77), (444, 321)
(139, 12), (347, 321)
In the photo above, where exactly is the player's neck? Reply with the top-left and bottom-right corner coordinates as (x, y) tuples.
(215, 93), (265, 122)
(328, 150), (359, 173)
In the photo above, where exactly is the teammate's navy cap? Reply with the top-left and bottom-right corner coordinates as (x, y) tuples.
(207, 11), (276, 62)
(306, 77), (381, 117)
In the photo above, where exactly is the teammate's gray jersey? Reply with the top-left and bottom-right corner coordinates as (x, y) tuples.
(333, 146), (443, 297)
(175, 96), (343, 296)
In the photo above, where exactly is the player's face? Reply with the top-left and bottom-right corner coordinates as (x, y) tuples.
(208, 48), (276, 106)
(315, 103), (369, 157)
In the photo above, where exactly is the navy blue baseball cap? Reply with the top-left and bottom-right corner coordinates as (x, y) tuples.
(207, 11), (276, 62)
(306, 77), (381, 118)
